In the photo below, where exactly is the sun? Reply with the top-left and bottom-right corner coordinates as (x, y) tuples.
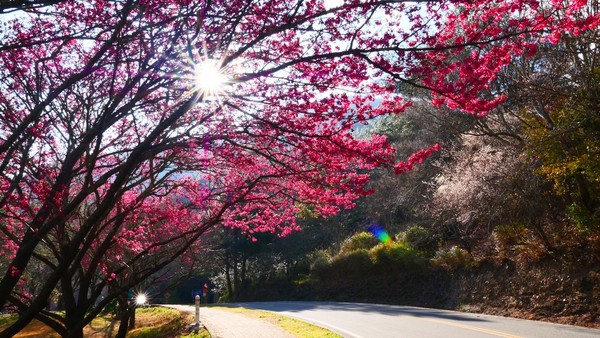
(194, 58), (228, 101)
(135, 293), (148, 306)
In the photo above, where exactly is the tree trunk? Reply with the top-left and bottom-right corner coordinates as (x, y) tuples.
(240, 255), (247, 297)
(66, 328), (84, 338)
(115, 293), (130, 338)
(128, 305), (136, 330)
(115, 310), (130, 338)
(0, 232), (39, 308)
(233, 253), (239, 299)
(533, 222), (555, 251)
(574, 172), (594, 212)
(241, 256), (247, 282)
(225, 254), (233, 300)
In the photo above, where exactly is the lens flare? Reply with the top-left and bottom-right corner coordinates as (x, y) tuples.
(135, 293), (148, 306)
(367, 224), (392, 244)
(194, 58), (228, 100)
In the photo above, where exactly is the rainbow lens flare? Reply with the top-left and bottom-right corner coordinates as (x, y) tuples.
(367, 224), (392, 244)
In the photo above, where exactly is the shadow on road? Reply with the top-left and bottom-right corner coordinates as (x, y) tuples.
(230, 301), (489, 322)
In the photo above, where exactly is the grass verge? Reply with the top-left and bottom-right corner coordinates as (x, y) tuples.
(210, 306), (341, 338)
(0, 306), (209, 337)
(126, 307), (185, 338)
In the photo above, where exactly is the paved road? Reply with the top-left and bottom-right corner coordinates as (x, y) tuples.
(228, 301), (600, 338)
(166, 304), (294, 338)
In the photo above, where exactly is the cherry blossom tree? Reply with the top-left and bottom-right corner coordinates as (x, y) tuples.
(0, 0), (597, 337)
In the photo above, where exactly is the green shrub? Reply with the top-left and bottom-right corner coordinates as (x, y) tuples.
(401, 225), (438, 256)
(308, 250), (332, 277)
(567, 203), (598, 234)
(431, 246), (472, 271)
(369, 242), (426, 269)
(181, 331), (211, 338)
(328, 249), (373, 278)
(339, 232), (379, 255)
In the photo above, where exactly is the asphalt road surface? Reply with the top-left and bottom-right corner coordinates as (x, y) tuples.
(228, 301), (600, 338)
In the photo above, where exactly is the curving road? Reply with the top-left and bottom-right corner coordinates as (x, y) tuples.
(229, 301), (600, 338)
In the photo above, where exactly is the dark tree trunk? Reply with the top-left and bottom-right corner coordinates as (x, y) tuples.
(116, 310), (130, 338)
(233, 253), (239, 299)
(225, 254), (233, 300)
(574, 172), (594, 212)
(66, 328), (84, 338)
(114, 292), (130, 338)
(128, 305), (136, 330)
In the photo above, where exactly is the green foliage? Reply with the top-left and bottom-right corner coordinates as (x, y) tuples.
(308, 233), (431, 281)
(295, 203), (319, 220)
(328, 249), (373, 278)
(180, 330), (211, 338)
(371, 114), (420, 144)
(521, 67), (600, 233)
(308, 250), (332, 277)
(0, 314), (16, 327)
(526, 106), (600, 193)
(431, 246), (473, 271)
(400, 225), (438, 256)
(338, 232), (378, 255)
(369, 242), (426, 269)
(567, 203), (598, 234)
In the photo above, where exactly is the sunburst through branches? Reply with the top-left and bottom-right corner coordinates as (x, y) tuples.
(194, 58), (229, 101)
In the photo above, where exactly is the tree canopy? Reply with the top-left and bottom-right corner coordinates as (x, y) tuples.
(0, 0), (597, 337)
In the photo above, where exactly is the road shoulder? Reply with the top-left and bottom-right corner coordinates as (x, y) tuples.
(165, 304), (295, 338)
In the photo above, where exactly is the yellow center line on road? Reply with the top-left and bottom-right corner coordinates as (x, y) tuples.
(418, 318), (524, 338)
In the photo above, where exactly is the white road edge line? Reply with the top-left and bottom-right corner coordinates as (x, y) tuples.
(276, 311), (364, 338)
